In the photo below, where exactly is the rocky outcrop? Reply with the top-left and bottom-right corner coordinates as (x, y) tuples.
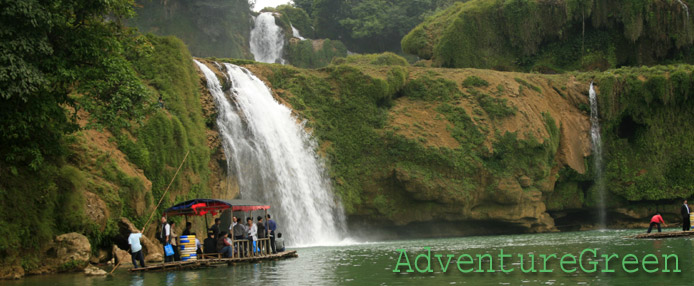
(112, 245), (132, 266)
(0, 263), (24, 280)
(28, 233), (91, 275)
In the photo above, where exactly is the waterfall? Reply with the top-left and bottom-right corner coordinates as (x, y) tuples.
(250, 12), (286, 64)
(676, 0), (690, 29)
(291, 25), (306, 40)
(589, 82), (606, 228)
(194, 60), (346, 246)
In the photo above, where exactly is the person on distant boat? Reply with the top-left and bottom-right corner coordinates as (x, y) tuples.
(170, 221), (180, 261)
(192, 232), (203, 256)
(247, 217), (258, 254)
(209, 218), (221, 239)
(232, 217), (247, 257)
(216, 232), (233, 258)
(229, 216), (238, 234)
(203, 232), (217, 255)
(275, 232), (285, 252)
(681, 199), (690, 231)
(257, 216), (266, 254)
(647, 212), (667, 233)
(182, 222), (192, 236)
(159, 216), (173, 263)
(267, 214), (277, 254)
(128, 229), (145, 268)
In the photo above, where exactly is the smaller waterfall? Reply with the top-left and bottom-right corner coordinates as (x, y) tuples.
(677, 0), (690, 30)
(291, 25), (306, 40)
(250, 12), (286, 64)
(589, 82), (606, 228)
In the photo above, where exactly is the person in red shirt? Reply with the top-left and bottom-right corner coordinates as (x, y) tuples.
(647, 212), (667, 233)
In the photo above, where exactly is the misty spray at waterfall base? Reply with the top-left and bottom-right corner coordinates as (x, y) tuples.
(195, 60), (346, 247)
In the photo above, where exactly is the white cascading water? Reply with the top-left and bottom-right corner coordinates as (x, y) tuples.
(250, 12), (286, 64)
(676, 0), (690, 30)
(194, 60), (346, 246)
(589, 82), (606, 228)
(291, 25), (306, 40)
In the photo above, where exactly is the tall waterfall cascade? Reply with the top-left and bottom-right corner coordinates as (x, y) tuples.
(589, 82), (606, 228)
(194, 60), (346, 246)
(250, 12), (286, 64)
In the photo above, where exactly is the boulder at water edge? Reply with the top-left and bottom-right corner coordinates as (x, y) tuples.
(83, 264), (107, 276)
(27, 232), (91, 275)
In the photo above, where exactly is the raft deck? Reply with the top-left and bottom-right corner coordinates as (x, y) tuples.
(633, 231), (694, 239)
(129, 250), (298, 272)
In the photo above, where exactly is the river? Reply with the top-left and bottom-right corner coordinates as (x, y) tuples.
(6, 229), (694, 285)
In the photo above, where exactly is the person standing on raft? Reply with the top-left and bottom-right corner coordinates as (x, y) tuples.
(647, 212), (667, 233)
(681, 199), (690, 231)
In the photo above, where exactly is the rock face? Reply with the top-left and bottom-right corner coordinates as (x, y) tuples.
(112, 245), (132, 266)
(0, 263), (24, 280)
(28, 233), (91, 275)
(245, 61), (594, 237)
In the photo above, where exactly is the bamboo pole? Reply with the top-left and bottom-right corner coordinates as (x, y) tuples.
(108, 151), (190, 275)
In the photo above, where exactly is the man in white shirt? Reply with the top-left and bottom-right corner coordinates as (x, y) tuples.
(128, 229), (145, 268)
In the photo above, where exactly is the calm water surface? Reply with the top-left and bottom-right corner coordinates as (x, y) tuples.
(5, 229), (694, 285)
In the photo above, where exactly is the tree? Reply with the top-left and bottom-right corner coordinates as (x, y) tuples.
(0, 0), (150, 170)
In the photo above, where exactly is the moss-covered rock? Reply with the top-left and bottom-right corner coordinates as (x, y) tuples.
(229, 57), (594, 233)
(402, 0), (694, 71)
(589, 65), (694, 201)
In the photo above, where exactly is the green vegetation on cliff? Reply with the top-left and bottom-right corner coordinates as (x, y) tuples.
(1, 1), (214, 272)
(591, 65), (694, 201)
(403, 0), (694, 71)
(129, 0), (253, 59)
(246, 54), (569, 225)
(293, 0), (458, 53)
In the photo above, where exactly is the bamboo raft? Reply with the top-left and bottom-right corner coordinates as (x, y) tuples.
(633, 231), (694, 239)
(129, 250), (298, 272)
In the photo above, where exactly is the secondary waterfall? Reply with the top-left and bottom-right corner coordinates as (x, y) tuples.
(194, 60), (346, 246)
(291, 25), (306, 40)
(676, 0), (690, 29)
(589, 82), (606, 228)
(250, 12), (286, 64)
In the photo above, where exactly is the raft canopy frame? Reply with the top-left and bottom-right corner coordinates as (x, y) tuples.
(163, 199), (270, 217)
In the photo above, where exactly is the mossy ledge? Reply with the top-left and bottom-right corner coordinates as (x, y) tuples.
(402, 0), (694, 72)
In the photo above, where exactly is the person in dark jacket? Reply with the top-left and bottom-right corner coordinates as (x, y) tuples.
(209, 218), (221, 238)
(682, 199), (691, 231)
(257, 216), (266, 254)
(203, 232), (217, 255)
(267, 214), (277, 254)
(182, 222), (192, 235)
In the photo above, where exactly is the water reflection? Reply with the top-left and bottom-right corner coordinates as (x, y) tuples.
(130, 274), (144, 286)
